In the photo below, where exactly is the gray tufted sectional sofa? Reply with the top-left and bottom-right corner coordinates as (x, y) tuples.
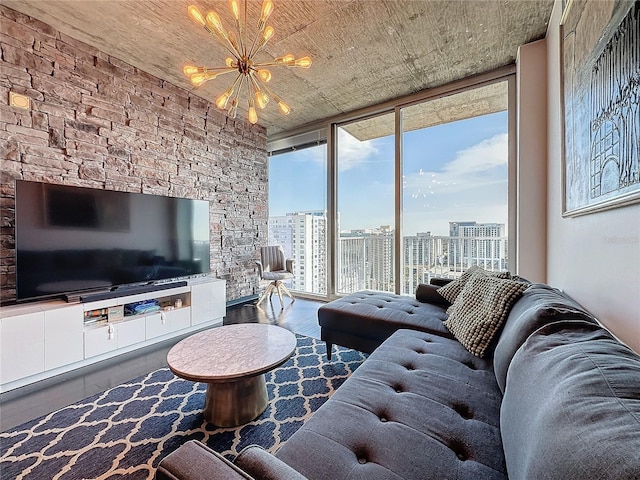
(156, 282), (640, 480)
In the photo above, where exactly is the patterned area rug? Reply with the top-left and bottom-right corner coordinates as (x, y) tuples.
(0, 335), (366, 479)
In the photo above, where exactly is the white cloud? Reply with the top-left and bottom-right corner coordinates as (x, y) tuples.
(307, 143), (327, 166)
(335, 129), (379, 171)
(403, 132), (508, 197)
(444, 132), (508, 174)
(305, 129), (378, 172)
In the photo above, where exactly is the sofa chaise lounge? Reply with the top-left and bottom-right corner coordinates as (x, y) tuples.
(156, 270), (640, 480)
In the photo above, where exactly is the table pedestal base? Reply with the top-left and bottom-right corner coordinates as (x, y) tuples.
(203, 374), (268, 427)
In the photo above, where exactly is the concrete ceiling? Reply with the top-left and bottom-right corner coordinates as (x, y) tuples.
(3, 0), (553, 138)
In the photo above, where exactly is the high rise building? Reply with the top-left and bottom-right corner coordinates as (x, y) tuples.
(448, 221), (507, 271)
(403, 232), (448, 294)
(268, 211), (327, 294)
(338, 233), (366, 293)
(367, 226), (394, 292)
(338, 226), (394, 293)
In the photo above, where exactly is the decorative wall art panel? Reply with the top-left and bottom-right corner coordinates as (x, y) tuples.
(561, 0), (639, 216)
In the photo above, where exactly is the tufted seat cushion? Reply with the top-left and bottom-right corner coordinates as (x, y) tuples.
(275, 329), (507, 479)
(318, 291), (452, 357)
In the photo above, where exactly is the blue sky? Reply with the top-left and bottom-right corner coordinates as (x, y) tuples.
(269, 111), (508, 236)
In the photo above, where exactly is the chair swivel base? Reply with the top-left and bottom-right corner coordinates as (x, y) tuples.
(257, 280), (295, 308)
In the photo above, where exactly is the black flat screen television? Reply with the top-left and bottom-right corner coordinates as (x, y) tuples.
(15, 180), (210, 302)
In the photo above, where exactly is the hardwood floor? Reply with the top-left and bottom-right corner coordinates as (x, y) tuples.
(0, 297), (323, 432)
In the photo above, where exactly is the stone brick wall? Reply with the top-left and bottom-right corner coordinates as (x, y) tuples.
(0, 6), (268, 304)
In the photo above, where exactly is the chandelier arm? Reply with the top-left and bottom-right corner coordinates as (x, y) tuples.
(234, 19), (246, 58)
(230, 77), (242, 104)
(257, 80), (274, 98)
(252, 61), (279, 68)
(248, 71), (259, 90)
(245, 74), (258, 124)
(257, 80), (289, 114)
(248, 72), (266, 105)
(219, 33), (244, 60)
(210, 68), (240, 78)
(249, 27), (274, 58)
(204, 28), (243, 60)
(200, 66), (239, 72)
(249, 41), (267, 59)
(204, 24), (242, 59)
(257, 80), (281, 104)
(233, 72), (244, 91)
(247, 21), (265, 58)
(253, 60), (296, 68)
(216, 73), (243, 110)
(245, 75), (253, 106)
(228, 0), (245, 58)
(244, 0), (249, 57)
(200, 18), (242, 59)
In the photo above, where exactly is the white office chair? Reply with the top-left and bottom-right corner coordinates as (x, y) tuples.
(256, 246), (295, 308)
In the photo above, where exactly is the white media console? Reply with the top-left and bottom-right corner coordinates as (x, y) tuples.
(0, 276), (226, 393)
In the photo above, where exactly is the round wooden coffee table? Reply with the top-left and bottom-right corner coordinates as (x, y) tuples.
(167, 323), (297, 427)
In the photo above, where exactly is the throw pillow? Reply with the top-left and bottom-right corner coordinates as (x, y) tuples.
(436, 265), (511, 305)
(444, 271), (528, 358)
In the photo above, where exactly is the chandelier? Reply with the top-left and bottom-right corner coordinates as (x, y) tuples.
(184, 0), (312, 125)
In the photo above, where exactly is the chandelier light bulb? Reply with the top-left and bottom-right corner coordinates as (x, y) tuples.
(257, 69), (272, 82)
(216, 88), (233, 109)
(275, 53), (295, 64)
(294, 56), (312, 68)
(248, 106), (258, 124)
(183, 65), (201, 76)
(190, 73), (208, 86)
(263, 26), (274, 42)
(225, 57), (235, 68)
(191, 72), (218, 86)
(206, 11), (227, 38)
(187, 5), (206, 26)
(229, 0), (240, 21)
(278, 100), (290, 115)
(260, 0), (274, 23)
(255, 91), (269, 109)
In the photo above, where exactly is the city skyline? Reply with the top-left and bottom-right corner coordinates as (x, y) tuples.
(269, 210), (507, 296)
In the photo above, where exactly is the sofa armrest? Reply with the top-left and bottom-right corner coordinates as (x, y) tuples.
(235, 445), (308, 480)
(415, 283), (451, 307)
(429, 277), (453, 287)
(155, 440), (253, 480)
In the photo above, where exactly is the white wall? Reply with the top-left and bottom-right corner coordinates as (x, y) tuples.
(545, 0), (640, 354)
(516, 40), (548, 283)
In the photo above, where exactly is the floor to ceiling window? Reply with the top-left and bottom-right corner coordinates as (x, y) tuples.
(401, 81), (509, 295)
(268, 144), (327, 295)
(336, 113), (395, 294)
